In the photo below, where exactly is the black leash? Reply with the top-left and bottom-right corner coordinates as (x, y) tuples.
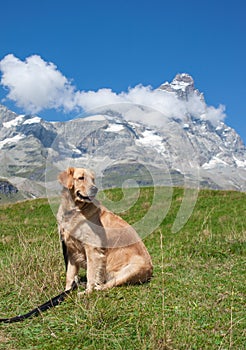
(0, 238), (76, 324)
(0, 281), (77, 323)
(62, 239), (68, 271)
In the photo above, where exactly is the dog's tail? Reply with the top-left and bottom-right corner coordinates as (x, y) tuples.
(0, 281), (77, 324)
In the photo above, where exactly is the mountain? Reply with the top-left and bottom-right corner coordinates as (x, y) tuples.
(0, 74), (246, 202)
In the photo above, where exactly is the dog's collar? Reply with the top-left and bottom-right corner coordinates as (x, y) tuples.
(62, 202), (99, 219)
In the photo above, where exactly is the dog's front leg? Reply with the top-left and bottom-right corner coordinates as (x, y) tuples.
(84, 244), (106, 293)
(65, 260), (79, 291)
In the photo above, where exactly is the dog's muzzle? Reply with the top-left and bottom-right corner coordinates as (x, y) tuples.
(76, 186), (98, 201)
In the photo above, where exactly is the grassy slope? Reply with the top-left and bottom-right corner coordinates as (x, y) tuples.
(0, 188), (245, 350)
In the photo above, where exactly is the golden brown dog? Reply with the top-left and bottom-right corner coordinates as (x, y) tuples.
(57, 167), (153, 293)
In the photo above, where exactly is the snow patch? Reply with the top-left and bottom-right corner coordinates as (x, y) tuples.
(233, 155), (246, 168)
(136, 130), (165, 154)
(202, 156), (229, 169)
(129, 121), (141, 128)
(3, 115), (25, 128)
(23, 116), (41, 125)
(67, 142), (82, 155)
(105, 124), (125, 133)
(171, 81), (190, 92)
(0, 134), (25, 149)
(216, 123), (224, 131)
(170, 78), (191, 92)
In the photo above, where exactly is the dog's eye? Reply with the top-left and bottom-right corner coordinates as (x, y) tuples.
(78, 176), (85, 181)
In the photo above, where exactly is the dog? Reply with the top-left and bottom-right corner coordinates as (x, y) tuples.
(57, 167), (153, 293)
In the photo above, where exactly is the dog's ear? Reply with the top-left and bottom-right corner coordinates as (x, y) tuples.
(58, 167), (74, 189)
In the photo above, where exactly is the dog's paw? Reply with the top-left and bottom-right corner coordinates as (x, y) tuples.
(94, 284), (102, 290)
(77, 283), (104, 295)
(77, 287), (92, 297)
(94, 284), (103, 291)
(84, 284), (95, 294)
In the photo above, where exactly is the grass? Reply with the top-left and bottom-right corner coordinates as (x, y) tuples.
(0, 187), (245, 349)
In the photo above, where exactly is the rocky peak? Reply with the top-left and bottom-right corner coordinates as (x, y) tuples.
(159, 73), (204, 101)
(172, 73), (194, 88)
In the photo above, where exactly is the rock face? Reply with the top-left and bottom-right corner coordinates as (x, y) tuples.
(0, 179), (18, 195)
(0, 74), (246, 202)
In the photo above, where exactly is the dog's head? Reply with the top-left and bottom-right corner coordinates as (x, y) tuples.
(58, 167), (98, 203)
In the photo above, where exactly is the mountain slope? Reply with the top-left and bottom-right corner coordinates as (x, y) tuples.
(0, 74), (246, 201)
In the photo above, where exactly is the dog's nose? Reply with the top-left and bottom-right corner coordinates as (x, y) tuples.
(90, 186), (98, 196)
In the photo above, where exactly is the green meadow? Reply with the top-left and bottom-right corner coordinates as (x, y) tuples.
(0, 187), (245, 349)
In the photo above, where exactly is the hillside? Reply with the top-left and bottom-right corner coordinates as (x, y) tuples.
(0, 187), (245, 349)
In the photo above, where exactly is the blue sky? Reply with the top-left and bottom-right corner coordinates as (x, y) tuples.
(0, 0), (245, 143)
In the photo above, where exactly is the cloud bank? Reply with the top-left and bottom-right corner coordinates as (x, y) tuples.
(0, 54), (226, 125)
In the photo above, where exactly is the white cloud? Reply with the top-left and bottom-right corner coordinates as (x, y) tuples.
(0, 54), (75, 113)
(75, 88), (121, 111)
(121, 85), (187, 118)
(203, 104), (226, 124)
(0, 54), (226, 125)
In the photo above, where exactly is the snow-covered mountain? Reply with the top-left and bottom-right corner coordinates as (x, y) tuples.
(0, 74), (246, 202)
